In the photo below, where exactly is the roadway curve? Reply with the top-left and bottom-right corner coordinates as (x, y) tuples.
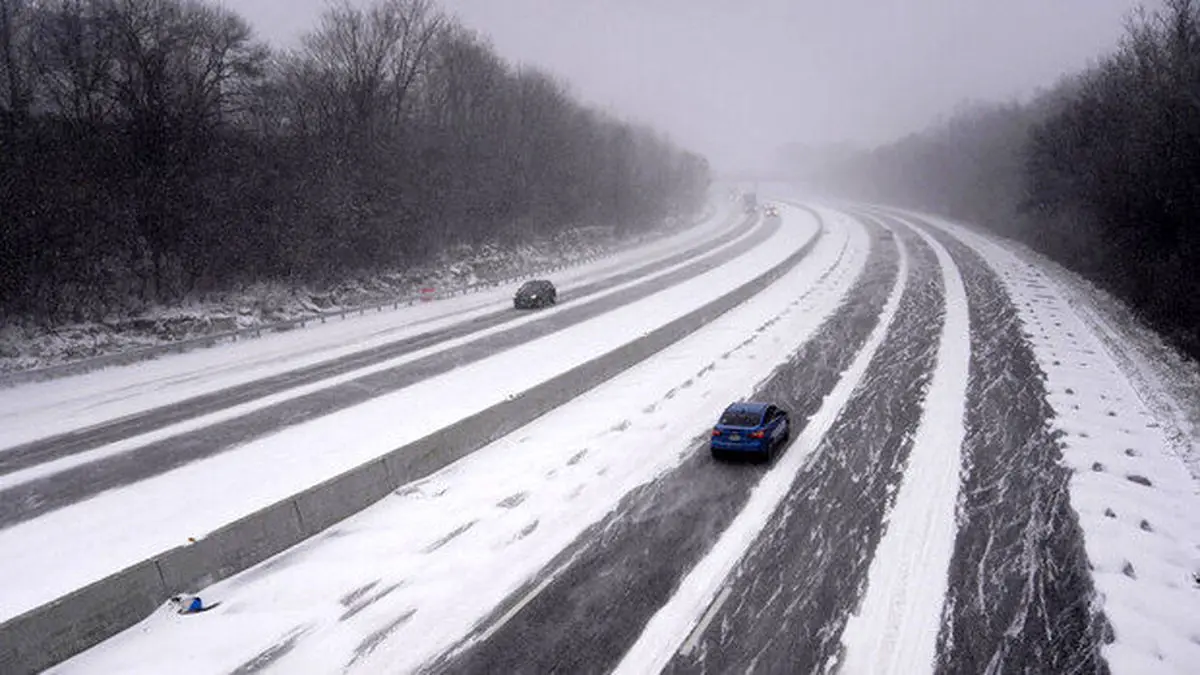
(428, 212), (907, 675)
(425, 208), (1110, 674)
(17, 203), (1129, 675)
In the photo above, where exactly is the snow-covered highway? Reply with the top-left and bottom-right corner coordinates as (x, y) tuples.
(2, 198), (1197, 675)
(0, 210), (780, 530)
(0, 201), (811, 617)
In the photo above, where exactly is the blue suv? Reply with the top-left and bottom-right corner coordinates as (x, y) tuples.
(710, 401), (791, 462)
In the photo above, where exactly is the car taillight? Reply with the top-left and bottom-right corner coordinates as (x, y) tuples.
(712, 429), (721, 437)
(750, 430), (765, 439)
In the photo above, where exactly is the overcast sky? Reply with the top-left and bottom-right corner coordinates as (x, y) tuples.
(233, 0), (1148, 172)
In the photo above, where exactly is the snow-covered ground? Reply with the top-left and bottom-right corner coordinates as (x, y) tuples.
(922, 213), (1200, 675)
(49, 205), (862, 674)
(0, 204), (813, 624)
(0, 199), (742, 451)
(1017, 247), (1200, 482)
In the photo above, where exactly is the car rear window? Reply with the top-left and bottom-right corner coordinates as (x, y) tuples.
(719, 410), (762, 427)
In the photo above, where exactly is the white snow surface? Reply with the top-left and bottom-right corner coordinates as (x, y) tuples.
(51, 206), (869, 674)
(1013, 246), (1200, 482)
(838, 214), (970, 675)
(613, 210), (909, 675)
(923, 213), (1200, 675)
(0, 209), (810, 624)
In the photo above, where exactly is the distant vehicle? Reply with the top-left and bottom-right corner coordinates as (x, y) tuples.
(514, 279), (557, 309)
(742, 192), (758, 213)
(710, 401), (790, 462)
(764, 204), (780, 219)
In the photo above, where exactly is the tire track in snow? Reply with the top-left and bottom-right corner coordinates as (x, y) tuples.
(836, 212), (969, 675)
(647, 214), (941, 675)
(424, 211), (896, 675)
(886, 213), (1113, 675)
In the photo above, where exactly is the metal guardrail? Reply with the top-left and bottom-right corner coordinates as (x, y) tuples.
(0, 206), (720, 388)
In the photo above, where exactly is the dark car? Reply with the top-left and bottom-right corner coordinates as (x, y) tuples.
(514, 279), (557, 309)
(710, 401), (790, 462)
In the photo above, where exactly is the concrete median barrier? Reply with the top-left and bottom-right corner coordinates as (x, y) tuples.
(0, 559), (166, 673)
(0, 207), (825, 674)
(293, 459), (396, 536)
(157, 498), (308, 594)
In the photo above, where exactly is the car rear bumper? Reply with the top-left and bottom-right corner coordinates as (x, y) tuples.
(710, 440), (769, 453)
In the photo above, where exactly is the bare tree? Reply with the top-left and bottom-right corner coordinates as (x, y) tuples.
(98, 0), (263, 144)
(0, 0), (33, 120)
(297, 0), (442, 141)
(1, 0), (710, 329)
(27, 0), (114, 128)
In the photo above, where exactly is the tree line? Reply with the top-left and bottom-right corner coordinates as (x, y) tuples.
(789, 0), (1200, 358)
(0, 0), (710, 322)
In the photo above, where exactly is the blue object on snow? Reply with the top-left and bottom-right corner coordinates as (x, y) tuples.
(170, 594), (207, 614)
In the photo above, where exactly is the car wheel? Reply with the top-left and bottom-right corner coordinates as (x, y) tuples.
(711, 447), (724, 461)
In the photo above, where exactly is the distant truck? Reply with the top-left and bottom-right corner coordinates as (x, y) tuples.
(742, 192), (758, 213)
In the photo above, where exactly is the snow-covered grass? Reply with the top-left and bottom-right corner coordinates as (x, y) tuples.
(50, 205), (865, 674)
(1010, 247), (1200, 482)
(924, 214), (1200, 675)
(838, 213), (970, 675)
(0, 207), (712, 376)
(0, 200), (740, 452)
(0, 206), (811, 625)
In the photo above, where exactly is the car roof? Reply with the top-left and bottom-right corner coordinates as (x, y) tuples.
(724, 401), (770, 415)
